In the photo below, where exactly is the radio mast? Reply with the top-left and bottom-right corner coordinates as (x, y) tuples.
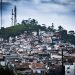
(14, 5), (17, 25)
(11, 9), (14, 26)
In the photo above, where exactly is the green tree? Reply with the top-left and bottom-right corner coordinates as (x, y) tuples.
(69, 30), (75, 35)
(30, 19), (38, 25)
(58, 26), (63, 31)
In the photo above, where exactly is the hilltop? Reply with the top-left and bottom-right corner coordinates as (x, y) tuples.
(0, 18), (75, 45)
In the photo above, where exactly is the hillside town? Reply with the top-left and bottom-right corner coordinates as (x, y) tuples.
(0, 0), (75, 75)
(0, 30), (75, 75)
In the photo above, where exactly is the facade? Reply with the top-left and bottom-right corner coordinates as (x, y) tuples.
(65, 65), (75, 75)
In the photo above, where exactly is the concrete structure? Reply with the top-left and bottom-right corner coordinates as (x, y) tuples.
(65, 65), (75, 75)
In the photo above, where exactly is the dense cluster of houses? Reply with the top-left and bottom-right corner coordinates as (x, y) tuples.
(0, 30), (75, 75)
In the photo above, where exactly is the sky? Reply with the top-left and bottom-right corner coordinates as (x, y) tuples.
(0, 0), (75, 31)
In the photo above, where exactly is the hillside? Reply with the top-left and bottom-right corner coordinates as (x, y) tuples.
(0, 19), (75, 45)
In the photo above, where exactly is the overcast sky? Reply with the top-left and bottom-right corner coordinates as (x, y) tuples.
(0, 0), (75, 31)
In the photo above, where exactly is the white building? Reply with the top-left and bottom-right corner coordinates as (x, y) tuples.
(65, 65), (75, 75)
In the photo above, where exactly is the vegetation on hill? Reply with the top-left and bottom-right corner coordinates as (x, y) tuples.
(0, 18), (75, 45)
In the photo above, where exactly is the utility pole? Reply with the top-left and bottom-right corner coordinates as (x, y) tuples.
(62, 48), (64, 75)
(1, 0), (2, 29)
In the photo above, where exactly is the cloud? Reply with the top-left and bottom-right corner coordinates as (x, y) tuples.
(0, 0), (75, 30)
(66, 2), (75, 14)
(40, 0), (75, 15)
(1, 0), (75, 15)
(34, 3), (70, 15)
(0, 0), (11, 3)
